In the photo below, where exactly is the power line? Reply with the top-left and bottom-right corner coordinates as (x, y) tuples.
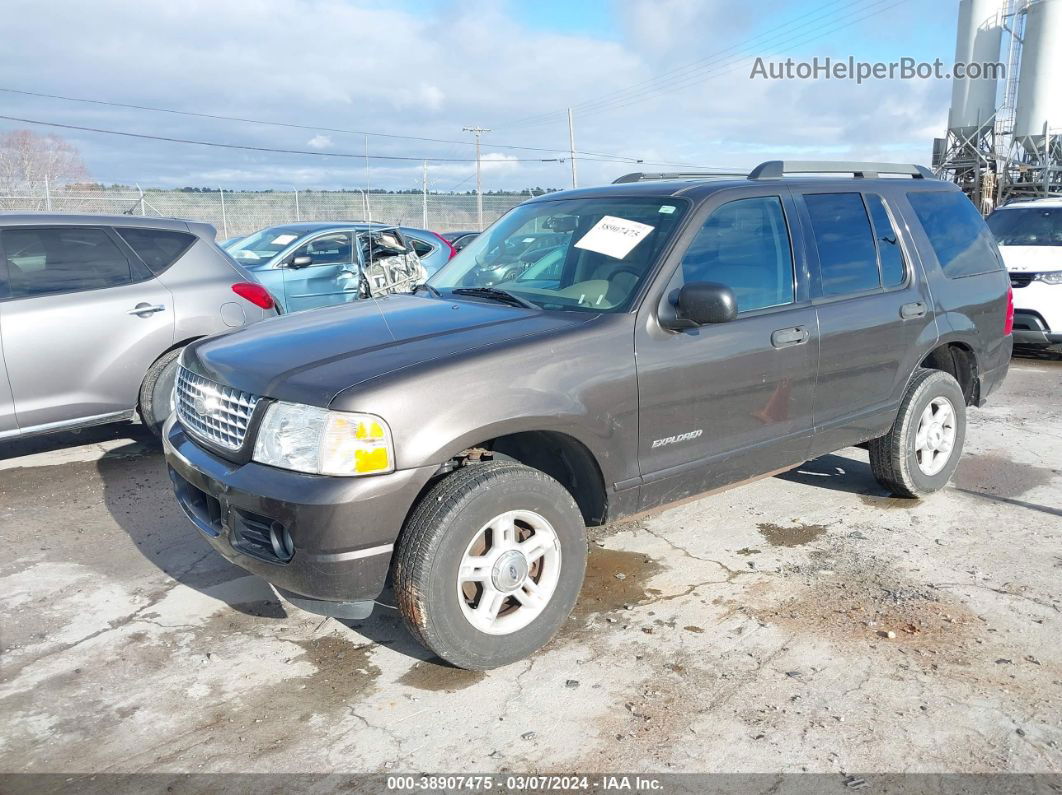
(0, 86), (686, 166)
(503, 0), (859, 129)
(570, 0), (909, 118)
(578, 0), (911, 120)
(504, 0), (906, 129)
(0, 113), (741, 170)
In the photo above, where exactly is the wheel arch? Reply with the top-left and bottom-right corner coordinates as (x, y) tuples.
(918, 339), (979, 406)
(427, 428), (610, 527)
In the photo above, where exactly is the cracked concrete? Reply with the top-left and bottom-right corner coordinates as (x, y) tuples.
(0, 355), (1060, 774)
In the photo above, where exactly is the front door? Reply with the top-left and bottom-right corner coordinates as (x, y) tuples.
(0, 225), (174, 430)
(796, 190), (936, 456)
(279, 231), (357, 312)
(635, 189), (818, 509)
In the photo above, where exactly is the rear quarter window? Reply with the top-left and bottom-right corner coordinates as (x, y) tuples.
(907, 191), (1001, 278)
(116, 227), (196, 274)
(408, 238), (436, 258)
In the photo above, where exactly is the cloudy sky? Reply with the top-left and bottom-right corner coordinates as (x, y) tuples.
(0, 0), (961, 192)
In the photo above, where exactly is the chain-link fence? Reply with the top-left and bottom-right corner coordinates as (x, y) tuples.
(0, 183), (528, 238)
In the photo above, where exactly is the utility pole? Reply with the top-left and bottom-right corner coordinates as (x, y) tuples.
(364, 135), (372, 223)
(567, 107), (577, 189)
(463, 126), (491, 230)
(422, 160), (428, 229)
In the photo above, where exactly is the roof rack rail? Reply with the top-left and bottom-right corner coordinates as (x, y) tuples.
(612, 171), (748, 184)
(748, 160), (934, 180)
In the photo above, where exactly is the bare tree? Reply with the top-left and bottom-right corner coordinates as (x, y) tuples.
(0, 130), (89, 203)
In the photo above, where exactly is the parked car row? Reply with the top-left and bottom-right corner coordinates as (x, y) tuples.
(0, 215), (460, 441)
(0, 167), (1045, 671)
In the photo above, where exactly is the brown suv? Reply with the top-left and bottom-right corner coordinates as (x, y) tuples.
(164, 161), (1013, 669)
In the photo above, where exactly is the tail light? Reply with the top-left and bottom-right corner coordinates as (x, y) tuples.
(232, 282), (275, 310)
(1003, 285), (1014, 336)
(432, 231), (458, 260)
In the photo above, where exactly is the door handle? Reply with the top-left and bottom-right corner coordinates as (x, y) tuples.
(128, 303), (166, 316)
(771, 326), (809, 348)
(900, 301), (927, 319)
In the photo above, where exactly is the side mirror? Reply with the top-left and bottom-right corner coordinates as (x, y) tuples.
(670, 282), (737, 327)
(289, 255), (313, 269)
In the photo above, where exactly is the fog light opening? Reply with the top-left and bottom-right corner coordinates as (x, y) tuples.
(269, 521), (295, 562)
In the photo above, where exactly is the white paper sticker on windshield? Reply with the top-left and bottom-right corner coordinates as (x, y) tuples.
(574, 216), (655, 260)
(271, 234), (297, 245)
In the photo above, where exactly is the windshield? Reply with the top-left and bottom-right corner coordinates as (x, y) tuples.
(225, 226), (313, 263)
(428, 197), (689, 312)
(986, 207), (1062, 247)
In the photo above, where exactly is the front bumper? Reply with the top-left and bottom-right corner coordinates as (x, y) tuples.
(1012, 309), (1062, 346)
(1012, 280), (1062, 345)
(163, 416), (437, 606)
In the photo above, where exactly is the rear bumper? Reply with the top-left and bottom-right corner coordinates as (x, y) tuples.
(977, 334), (1012, 407)
(163, 416), (436, 605)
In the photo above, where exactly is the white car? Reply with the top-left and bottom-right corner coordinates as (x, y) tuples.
(987, 197), (1062, 350)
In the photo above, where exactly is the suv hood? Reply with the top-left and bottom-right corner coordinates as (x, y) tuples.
(184, 294), (594, 406)
(997, 244), (1062, 272)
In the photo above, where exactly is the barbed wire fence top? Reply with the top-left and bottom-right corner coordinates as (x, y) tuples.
(0, 183), (529, 238)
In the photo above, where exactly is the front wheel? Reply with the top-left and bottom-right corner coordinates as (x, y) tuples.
(869, 368), (967, 497)
(394, 461), (587, 670)
(138, 348), (183, 437)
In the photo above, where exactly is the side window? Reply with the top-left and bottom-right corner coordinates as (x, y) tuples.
(292, 232), (353, 266)
(804, 193), (880, 296)
(116, 227), (196, 274)
(907, 191), (1001, 278)
(864, 194), (906, 288)
(679, 196), (794, 313)
(2, 227), (133, 299)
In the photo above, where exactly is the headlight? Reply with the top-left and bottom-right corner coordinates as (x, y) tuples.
(1036, 271), (1062, 285)
(252, 402), (394, 476)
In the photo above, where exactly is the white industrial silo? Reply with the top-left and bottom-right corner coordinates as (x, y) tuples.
(1013, 0), (1062, 152)
(948, 0), (1006, 138)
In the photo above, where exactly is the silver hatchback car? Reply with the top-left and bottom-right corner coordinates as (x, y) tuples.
(0, 214), (279, 440)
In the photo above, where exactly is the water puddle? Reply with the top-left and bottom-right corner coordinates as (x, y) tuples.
(398, 660), (486, 692)
(572, 546), (664, 622)
(954, 452), (1056, 499)
(756, 522), (827, 547)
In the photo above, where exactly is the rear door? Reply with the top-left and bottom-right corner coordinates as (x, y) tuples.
(635, 188), (818, 507)
(279, 231), (357, 312)
(797, 189), (936, 457)
(0, 225), (174, 430)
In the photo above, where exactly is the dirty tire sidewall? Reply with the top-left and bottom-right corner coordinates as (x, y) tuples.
(870, 369), (967, 497)
(902, 375), (966, 493)
(395, 462), (587, 670)
(139, 348), (182, 437)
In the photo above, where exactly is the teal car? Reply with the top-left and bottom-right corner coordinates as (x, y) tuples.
(224, 222), (453, 313)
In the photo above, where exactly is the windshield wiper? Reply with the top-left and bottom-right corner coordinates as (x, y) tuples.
(451, 287), (539, 310)
(412, 282), (441, 298)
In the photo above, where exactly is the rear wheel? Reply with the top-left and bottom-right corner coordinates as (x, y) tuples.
(138, 348), (182, 437)
(394, 461), (587, 670)
(869, 369), (967, 497)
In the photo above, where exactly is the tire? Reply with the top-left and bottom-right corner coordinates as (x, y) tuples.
(138, 348), (183, 437)
(394, 461), (588, 670)
(868, 368), (967, 498)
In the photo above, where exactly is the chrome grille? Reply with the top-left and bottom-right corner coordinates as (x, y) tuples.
(175, 366), (261, 451)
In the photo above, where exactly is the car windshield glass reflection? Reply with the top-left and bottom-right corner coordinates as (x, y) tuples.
(428, 198), (688, 313)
